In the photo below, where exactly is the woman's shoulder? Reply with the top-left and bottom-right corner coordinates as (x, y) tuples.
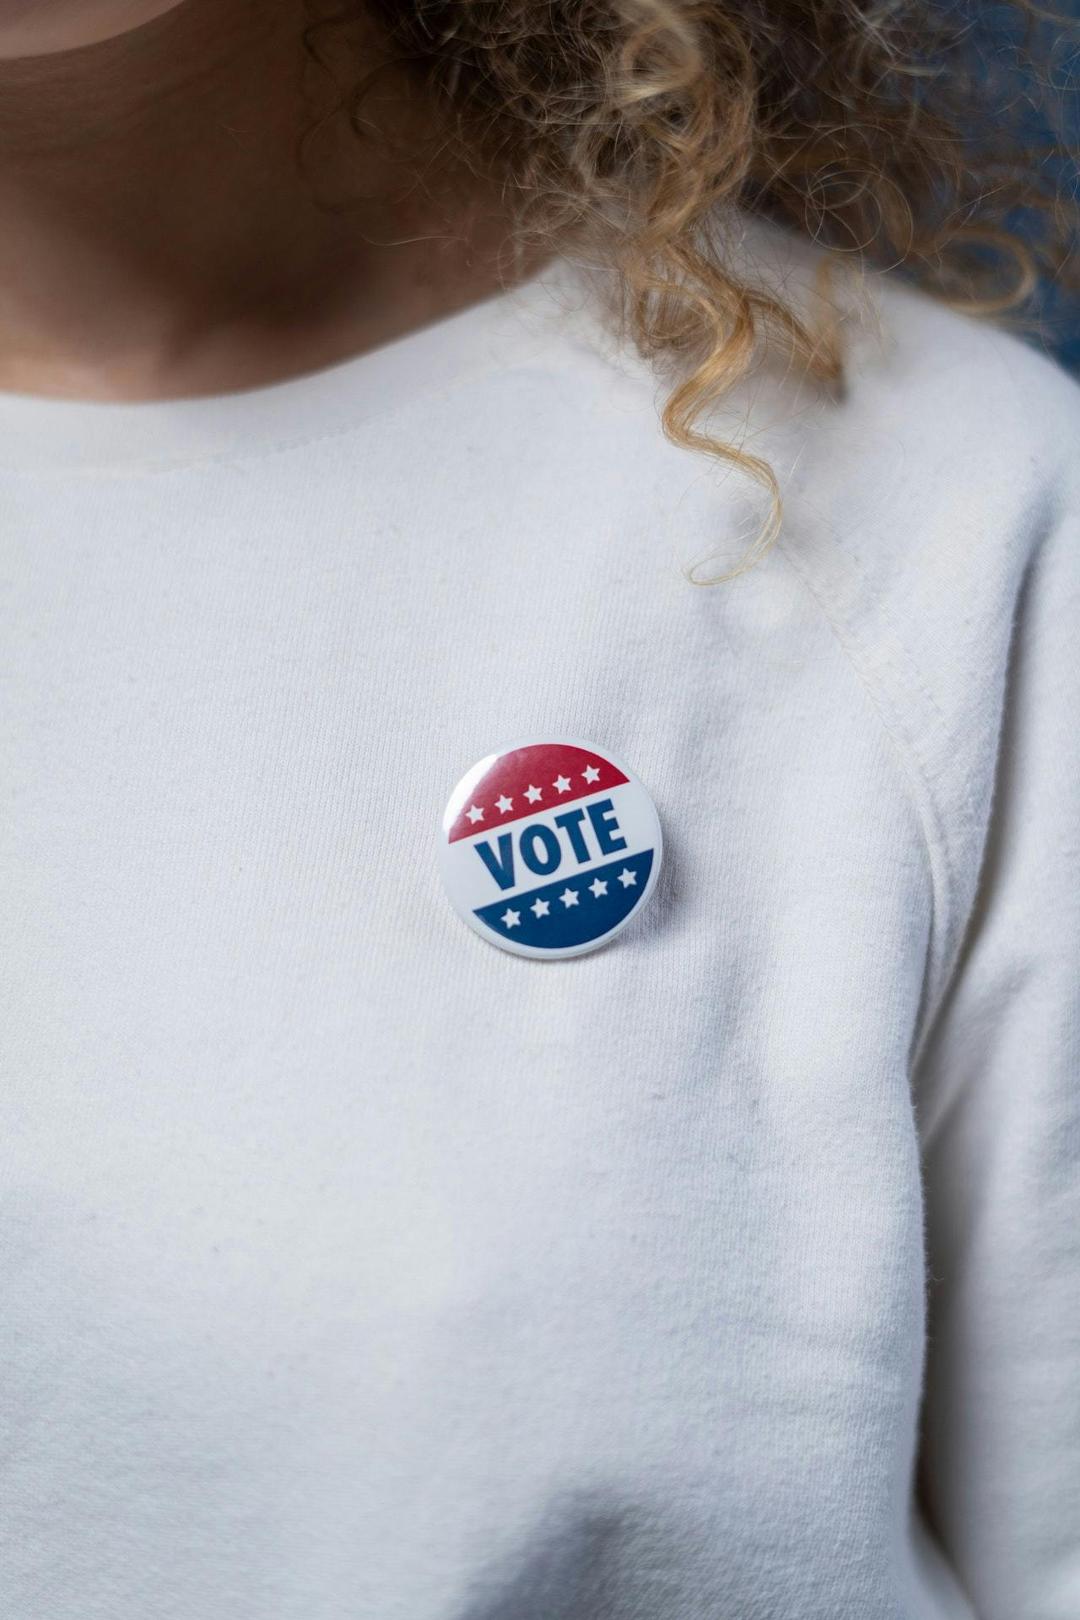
(789, 263), (1080, 666)
(772, 247), (1080, 664)
(721, 212), (1080, 513)
(851, 265), (1080, 473)
(779, 263), (1080, 605)
(771, 269), (1079, 1022)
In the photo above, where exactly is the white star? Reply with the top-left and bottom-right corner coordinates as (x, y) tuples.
(500, 908), (521, 929)
(466, 804), (485, 824)
(524, 784), (543, 804)
(495, 794), (513, 814)
(553, 775), (571, 794)
(582, 765), (601, 785)
(559, 887), (579, 908)
(617, 867), (637, 888)
(589, 877), (608, 898)
(530, 897), (550, 918)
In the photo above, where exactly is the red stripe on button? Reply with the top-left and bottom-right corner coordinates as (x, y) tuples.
(447, 744), (629, 843)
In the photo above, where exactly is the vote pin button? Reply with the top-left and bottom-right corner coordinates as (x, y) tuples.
(439, 738), (663, 959)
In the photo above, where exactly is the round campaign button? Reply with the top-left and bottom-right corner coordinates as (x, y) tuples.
(439, 738), (663, 959)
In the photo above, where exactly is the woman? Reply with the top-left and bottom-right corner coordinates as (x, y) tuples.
(1, 1), (1076, 1615)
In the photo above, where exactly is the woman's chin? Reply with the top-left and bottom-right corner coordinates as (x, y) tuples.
(0, 0), (187, 60)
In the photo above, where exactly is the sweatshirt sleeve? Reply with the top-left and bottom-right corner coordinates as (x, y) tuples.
(912, 494), (1080, 1618)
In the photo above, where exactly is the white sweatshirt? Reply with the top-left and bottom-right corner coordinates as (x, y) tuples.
(1, 217), (1077, 1620)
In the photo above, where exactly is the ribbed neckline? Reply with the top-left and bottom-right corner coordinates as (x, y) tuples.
(0, 255), (594, 474)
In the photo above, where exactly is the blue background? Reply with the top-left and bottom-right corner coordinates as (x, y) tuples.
(984, 3), (1079, 370)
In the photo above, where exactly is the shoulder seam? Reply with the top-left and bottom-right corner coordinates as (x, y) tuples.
(775, 530), (974, 1063)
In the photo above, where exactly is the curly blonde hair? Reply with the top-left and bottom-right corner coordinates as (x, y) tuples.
(309, 0), (1078, 577)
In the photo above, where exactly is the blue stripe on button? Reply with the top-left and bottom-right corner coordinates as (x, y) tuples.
(474, 848), (654, 950)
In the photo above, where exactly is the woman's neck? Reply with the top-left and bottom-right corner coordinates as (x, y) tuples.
(0, 0), (527, 400)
